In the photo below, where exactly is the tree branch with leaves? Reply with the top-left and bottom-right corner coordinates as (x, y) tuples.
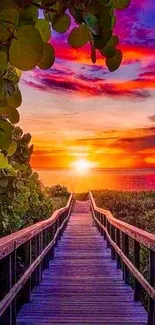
(0, 0), (131, 167)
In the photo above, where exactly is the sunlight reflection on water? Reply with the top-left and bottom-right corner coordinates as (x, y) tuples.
(35, 168), (155, 193)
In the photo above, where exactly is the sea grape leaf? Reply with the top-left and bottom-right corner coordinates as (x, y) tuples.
(7, 140), (17, 156)
(0, 22), (10, 42)
(100, 35), (119, 58)
(35, 18), (51, 42)
(44, 10), (57, 24)
(0, 8), (19, 26)
(0, 178), (8, 187)
(7, 86), (22, 108)
(4, 79), (16, 97)
(52, 13), (71, 33)
(69, 7), (83, 24)
(0, 119), (13, 150)
(0, 153), (8, 169)
(83, 13), (100, 35)
(31, 171), (39, 180)
(93, 30), (112, 50)
(0, 78), (5, 99)
(5, 106), (20, 124)
(99, 11), (112, 31)
(0, 52), (8, 71)
(19, 5), (38, 25)
(16, 180), (24, 189)
(22, 133), (31, 143)
(68, 24), (90, 48)
(111, 13), (116, 28)
(106, 49), (123, 71)
(111, 0), (131, 9)
(38, 43), (55, 70)
(9, 25), (44, 71)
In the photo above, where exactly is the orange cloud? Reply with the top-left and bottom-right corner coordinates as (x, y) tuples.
(30, 127), (155, 169)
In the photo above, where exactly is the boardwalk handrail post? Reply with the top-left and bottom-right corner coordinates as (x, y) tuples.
(0, 193), (74, 325)
(148, 250), (155, 325)
(89, 191), (155, 325)
(134, 240), (141, 301)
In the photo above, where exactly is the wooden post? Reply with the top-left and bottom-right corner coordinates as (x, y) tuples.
(31, 235), (40, 287)
(55, 219), (59, 246)
(122, 233), (130, 284)
(0, 252), (17, 325)
(116, 229), (121, 269)
(11, 250), (17, 325)
(103, 215), (106, 240)
(39, 232), (43, 283)
(134, 240), (141, 301)
(106, 220), (110, 248)
(111, 225), (116, 260)
(50, 224), (55, 260)
(23, 239), (32, 303)
(148, 250), (155, 325)
(43, 229), (50, 270)
(100, 214), (104, 236)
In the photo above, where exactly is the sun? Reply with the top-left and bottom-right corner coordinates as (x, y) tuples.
(72, 159), (93, 172)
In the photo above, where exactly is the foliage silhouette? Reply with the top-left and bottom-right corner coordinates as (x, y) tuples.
(0, 123), (68, 237)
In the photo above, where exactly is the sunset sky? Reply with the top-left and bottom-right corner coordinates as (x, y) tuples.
(19, 0), (155, 170)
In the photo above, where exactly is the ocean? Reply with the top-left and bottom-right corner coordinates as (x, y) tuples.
(34, 168), (155, 193)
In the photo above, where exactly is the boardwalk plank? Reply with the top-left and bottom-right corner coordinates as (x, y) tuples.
(17, 201), (147, 325)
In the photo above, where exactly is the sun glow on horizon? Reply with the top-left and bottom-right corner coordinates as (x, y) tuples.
(72, 159), (96, 172)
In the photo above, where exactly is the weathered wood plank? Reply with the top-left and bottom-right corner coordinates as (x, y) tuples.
(17, 201), (147, 325)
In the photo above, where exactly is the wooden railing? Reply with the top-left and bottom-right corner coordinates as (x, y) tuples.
(89, 192), (155, 325)
(0, 193), (74, 325)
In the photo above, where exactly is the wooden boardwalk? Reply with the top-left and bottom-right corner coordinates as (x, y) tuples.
(17, 201), (147, 325)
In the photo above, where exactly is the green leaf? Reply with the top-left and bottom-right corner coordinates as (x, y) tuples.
(111, 0), (131, 9)
(35, 18), (51, 42)
(0, 153), (8, 169)
(19, 5), (38, 25)
(44, 11), (57, 24)
(0, 78), (5, 99)
(44, 2), (65, 23)
(106, 49), (123, 71)
(7, 140), (17, 156)
(111, 13), (116, 28)
(5, 106), (20, 124)
(100, 35), (119, 58)
(99, 10), (112, 31)
(0, 52), (8, 71)
(94, 30), (112, 50)
(31, 172), (39, 181)
(38, 43), (55, 70)
(0, 178), (8, 187)
(83, 13), (100, 35)
(9, 25), (44, 71)
(7, 86), (22, 108)
(0, 8), (19, 26)
(69, 7), (83, 24)
(16, 180), (24, 189)
(52, 13), (71, 33)
(4, 79), (16, 97)
(68, 24), (90, 49)
(0, 22), (10, 42)
(0, 119), (13, 150)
